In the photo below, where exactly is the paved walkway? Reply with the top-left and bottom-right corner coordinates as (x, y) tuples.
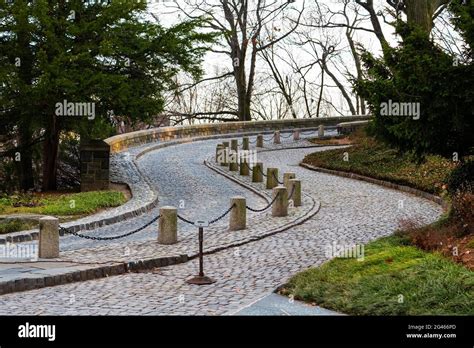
(234, 293), (342, 316)
(0, 133), (442, 315)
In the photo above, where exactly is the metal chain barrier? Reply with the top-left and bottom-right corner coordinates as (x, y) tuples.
(246, 191), (280, 212)
(209, 203), (235, 225)
(273, 171), (283, 184)
(280, 132), (293, 139)
(60, 215), (161, 241)
(177, 204), (235, 226)
(263, 134), (275, 141)
(177, 214), (195, 225)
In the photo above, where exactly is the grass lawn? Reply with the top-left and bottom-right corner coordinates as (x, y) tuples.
(280, 236), (474, 315)
(304, 131), (456, 195)
(0, 191), (127, 234)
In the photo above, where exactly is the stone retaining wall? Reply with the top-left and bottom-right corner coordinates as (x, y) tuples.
(105, 116), (372, 153)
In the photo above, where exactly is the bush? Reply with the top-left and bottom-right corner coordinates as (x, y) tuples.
(451, 190), (474, 237)
(447, 161), (474, 196)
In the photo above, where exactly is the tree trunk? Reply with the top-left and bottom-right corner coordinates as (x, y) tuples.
(322, 62), (357, 115)
(42, 115), (60, 191)
(405, 0), (434, 34)
(316, 69), (325, 118)
(404, 0), (449, 36)
(18, 126), (35, 191)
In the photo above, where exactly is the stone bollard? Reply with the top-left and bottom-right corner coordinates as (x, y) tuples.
(274, 131), (281, 144)
(288, 179), (302, 207)
(231, 139), (238, 152)
(266, 167), (279, 189)
(283, 172), (296, 191)
(229, 151), (239, 171)
(158, 206), (178, 245)
(242, 137), (250, 150)
(318, 125), (325, 137)
(39, 217), (59, 258)
(293, 130), (300, 141)
(216, 144), (224, 163)
(239, 155), (249, 176)
(272, 186), (288, 217)
(229, 196), (246, 231)
(221, 141), (230, 166)
(256, 134), (264, 148)
(229, 141), (239, 171)
(252, 162), (263, 182)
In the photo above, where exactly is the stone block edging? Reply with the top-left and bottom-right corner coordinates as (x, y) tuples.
(0, 255), (188, 296)
(300, 163), (449, 210)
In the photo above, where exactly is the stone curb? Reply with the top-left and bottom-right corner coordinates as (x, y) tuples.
(300, 162), (450, 210)
(0, 254), (188, 296)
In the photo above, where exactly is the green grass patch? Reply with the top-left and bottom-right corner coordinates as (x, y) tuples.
(0, 191), (126, 217)
(303, 134), (455, 195)
(281, 236), (474, 315)
(0, 219), (38, 234)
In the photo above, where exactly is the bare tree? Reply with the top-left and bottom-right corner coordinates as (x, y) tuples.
(168, 0), (304, 121)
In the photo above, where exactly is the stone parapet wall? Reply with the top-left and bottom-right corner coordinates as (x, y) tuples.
(105, 116), (372, 153)
(80, 139), (110, 192)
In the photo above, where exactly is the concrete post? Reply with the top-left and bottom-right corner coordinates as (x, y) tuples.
(318, 125), (325, 137)
(293, 130), (300, 141)
(216, 144), (224, 163)
(231, 139), (238, 152)
(39, 217), (59, 258)
(272, 186), (288, 217)
(266, 167), (279, 189)
(229, 139), (239, 171)
(288, 179), (302, 207)
(229, 150), (239, 171)
(221, 141), (229, 166)
(239, 155), (249, 176)
(283, 172), (296, 191)
(242, 137), (250, 150)
(256, 134), (264, 148)
(158, 206), (178, 245)
(274, 131), (281, 144)
(252, 162), (263, 182)
(229, 196), (246, 231)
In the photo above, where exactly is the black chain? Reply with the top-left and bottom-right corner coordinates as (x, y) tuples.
(177, 214), (194, 225)
(177, 204), (236, 226)
(273, 171), (283, 184)
(280, 132), (293, 139)
(263, 134), (275, 141)
(253, 164), (267, 177)
(61, 215), (160, 241)
(209, 203), (235, 225)
(246, 192), (280, 212)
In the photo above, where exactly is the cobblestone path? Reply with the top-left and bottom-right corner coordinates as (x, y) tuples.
(0, 135), (442, 315)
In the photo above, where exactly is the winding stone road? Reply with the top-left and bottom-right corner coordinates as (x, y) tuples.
(0, 133), (443, 315)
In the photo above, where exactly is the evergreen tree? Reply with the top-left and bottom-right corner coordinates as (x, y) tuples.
(0, 0), (215, 190)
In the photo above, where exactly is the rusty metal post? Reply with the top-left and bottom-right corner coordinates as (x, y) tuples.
(186, 224), (216, 285)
